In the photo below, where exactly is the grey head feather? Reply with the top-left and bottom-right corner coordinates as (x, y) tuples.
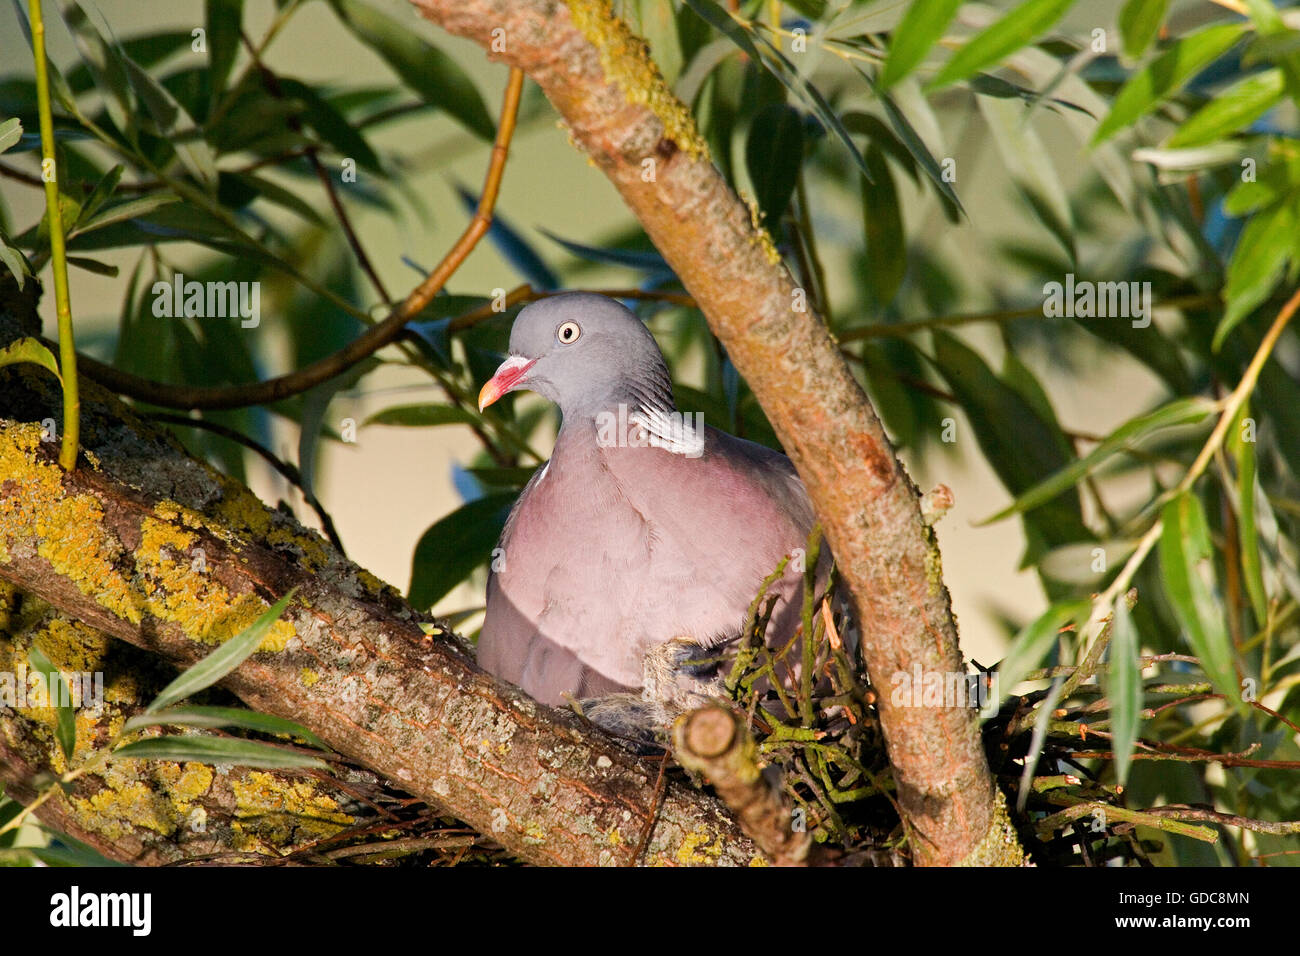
(505, 293), (676, 423)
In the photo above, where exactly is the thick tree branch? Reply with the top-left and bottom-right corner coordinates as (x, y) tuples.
(406, 0), (1005, 864)
(0, 590), (388, 865)
(0, 345), (760, 866)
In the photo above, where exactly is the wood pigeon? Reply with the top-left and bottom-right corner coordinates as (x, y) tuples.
(476, 293), (822, 729)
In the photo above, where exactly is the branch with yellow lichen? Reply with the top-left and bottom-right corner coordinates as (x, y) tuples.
(672, 705), (820, 867)
(0, 589), (384, 864)
(406, 0), (1009, 866)
(0, 301), (761, 866)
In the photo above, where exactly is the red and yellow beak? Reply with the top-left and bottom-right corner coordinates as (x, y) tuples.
(478, 355), (538, 411)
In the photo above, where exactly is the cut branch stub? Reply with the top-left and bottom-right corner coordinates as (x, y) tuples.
(672, 704), (811, 867)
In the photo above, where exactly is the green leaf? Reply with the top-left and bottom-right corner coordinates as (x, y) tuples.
(124, 705), (326, 749)
(0, 117), (21, 154)
(1092, 22), (1246, 144)
(364, 404), (479, 428)
(0, 336), (61, 382)
(1130, 141), (1250, 172)
(206, 0), (244, 107)
(841, 111), (919, 182)
(1166, 68), (1285, 148)
(27, 645), (76, 761)
(1243, 28), (1300, 67)
(58, 1), (135, 135)
(112, 735), (327, 770)
(328, 0), (495, 140)
(997, 600), (1089, 696)
(119, 56), (219, 188)
(0, 242), (30, 289)
(1118, 0), (1169, 60)
(1229, 402), (1268, 625)
(36, 191), (84, 246)
(880, 0), (964, 89)
(1214, 196), (1296, 350)
(860, 147), (906, 304)
(408, 493), (516, 611)
(68, 192), (181, 239)
(745, 103), (803, 226)
(145, 589), (298, 714)
(1159, 494), (1243, 711)
(60, 16), (215, 186)
(926, 0), (1076, 92)
(930, 331), (1088, 550)
(27, 836), (126, 867)
(75, 163), (125, 228)
(219, 171), (326, 225)
(66, 255), (119, 277)
(1070, 308), (1192, 394)
(10, 1), (85, 119)
(683, 0), (875, 183)
(62, 30), (195, 96)
(980, 397), (1216, 524)
(869, 76), (965, 217)
(1223, 156), (1300, 215)
(275, 77), (384, 173)
(977, 93), (1074, 261)
(1108, 595), (1142, 787)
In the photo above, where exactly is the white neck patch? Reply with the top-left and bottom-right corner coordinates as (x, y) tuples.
(630, 405), (706, 458)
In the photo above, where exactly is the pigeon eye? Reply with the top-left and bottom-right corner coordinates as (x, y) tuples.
(557, 321), (581, 344)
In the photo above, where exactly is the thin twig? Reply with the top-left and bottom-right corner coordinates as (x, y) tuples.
(143, 411), (347, 556)
(76, 67), (527, 411)
(632, 750), (670, 866)
(242, 31), (392, 303)
(1142, 804), (1300, 836)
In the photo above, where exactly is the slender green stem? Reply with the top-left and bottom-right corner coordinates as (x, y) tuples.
(799, 527), (821, 727)
(29, 0), (79, 470)
(1061, 286), (1300, 704)
(794, 171), (829, 321)
(0, 752), (105, 840)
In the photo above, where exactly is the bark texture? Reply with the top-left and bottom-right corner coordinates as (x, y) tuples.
(0, 588), (380, 864)
(406, 0), (1002, 864)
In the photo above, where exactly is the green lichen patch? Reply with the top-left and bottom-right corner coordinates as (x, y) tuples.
(0, 422), (143, 624)
(960, 788), (1027, 867)
(136, 515), (294, 651)
(667, 826), (725, 865)
(229, 770), (354, 849)
(0, 423), (295, 651)
(70, 755), (213, 841)
(564, 0), (710, 161)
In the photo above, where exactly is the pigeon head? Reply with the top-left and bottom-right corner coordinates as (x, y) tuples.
(478, 292), (676, 421)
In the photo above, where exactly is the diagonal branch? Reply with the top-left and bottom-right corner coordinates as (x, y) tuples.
(73, 68), (526, 412)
